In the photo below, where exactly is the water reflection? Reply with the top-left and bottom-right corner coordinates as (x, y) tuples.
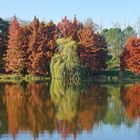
(3, 82), (56, 139)
(0, 81), (140, 139)
(51, 80), (108, 139)
(104, 85), (132, 126)
(121, 84), (140, 121)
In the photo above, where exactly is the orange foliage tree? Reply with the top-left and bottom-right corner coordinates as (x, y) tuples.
(18, 26), (30, 75)
(28, 17), (58, 75)
(120, 37), (140, 73)
(45, 20), (58, 64)
(5, 16), (24, 74)
(78, 26), (108, 72)
(5, 16), (31, 75)
(28, 17), (48, 75)
(57, 16), (82, 41)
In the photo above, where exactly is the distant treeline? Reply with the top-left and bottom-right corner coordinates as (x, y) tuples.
(0, 16), (139, 76)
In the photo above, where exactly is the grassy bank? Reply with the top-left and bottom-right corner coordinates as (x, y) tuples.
(91, 70), (140, 84)
(0, 74), (50, 83)
(0, 70), (139, 83)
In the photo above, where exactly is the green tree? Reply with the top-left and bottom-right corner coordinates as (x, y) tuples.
(122, 26), (136, 46)
(0, 18), (9, 72)
(102, 27), (136, 69)
(102, 28), (124, 69)
(50, 38), (82, 81)
(103, 85), (131, 126)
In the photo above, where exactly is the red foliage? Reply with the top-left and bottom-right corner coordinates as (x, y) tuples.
(120, 37), (140, 73)
(5, 16), (23, 74)
(78, 26), (107, 72)
(18, 26), (30, 74)
(46, 20), (58, 61)
(28, 17), (58, 75)
(57, 16), (81, 41)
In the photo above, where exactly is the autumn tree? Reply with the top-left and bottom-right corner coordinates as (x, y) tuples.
(5, 16), (26, 74)
(120, 37), (140, 73)
(5, 16), (30, 75)
(28, 17), (58, 75)
(46, 20), (58, 63)
(18, 26), (30, 75)
(78, 26), (108, 72)
(57, 16), (82, 41)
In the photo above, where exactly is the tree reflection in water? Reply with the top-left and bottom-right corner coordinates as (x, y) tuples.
(104, 85), (131, 126)
(0, 81), (139, 140)
(51, 80), (108, 139)
(4, 82), (56, 139)
(121, 84), (140, 121)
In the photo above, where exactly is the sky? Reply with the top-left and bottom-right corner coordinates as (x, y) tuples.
(1, 0), (140, 28)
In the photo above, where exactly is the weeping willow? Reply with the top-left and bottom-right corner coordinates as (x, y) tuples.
(50, 79), (81, 121)
(50, 38), (83, 81)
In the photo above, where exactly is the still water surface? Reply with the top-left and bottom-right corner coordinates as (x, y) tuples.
(0, 80), (140, 140)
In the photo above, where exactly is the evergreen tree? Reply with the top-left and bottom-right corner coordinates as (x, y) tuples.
(0, 18), (9, 72)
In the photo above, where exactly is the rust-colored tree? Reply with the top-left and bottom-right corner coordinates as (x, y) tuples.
(78, 26), (107, 72)
(5, 16), (30, 75)
(46, 20), (58, 63)
(120, 37), (140, 73)
(5, 16), (26, 74)
(18, 26), (30, 75)
(28, 17), (58, 75)
(57, 16), (81, 41)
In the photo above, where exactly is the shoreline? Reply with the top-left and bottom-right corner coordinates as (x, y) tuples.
(0, 70), (139, 83)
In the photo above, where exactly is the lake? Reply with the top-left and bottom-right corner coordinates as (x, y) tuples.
(0, 80), (140, 140)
